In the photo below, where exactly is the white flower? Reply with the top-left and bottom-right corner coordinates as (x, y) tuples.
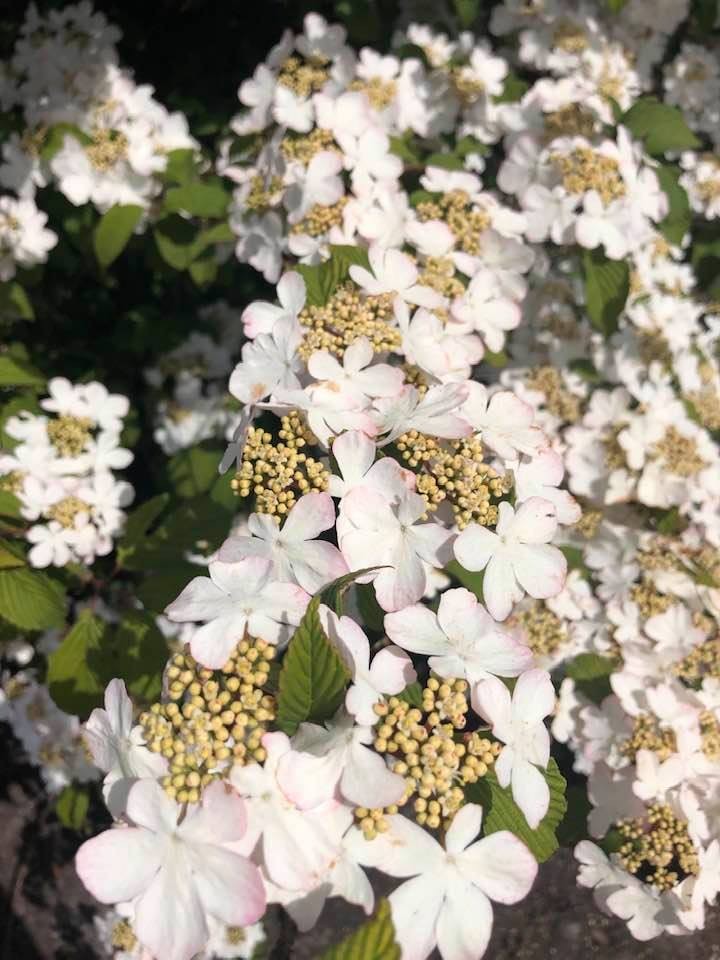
(472, 670), (555, 829)
(322, 606), (415, 724)
(461, 383), (547, 461)
(338, 485), (454, 612)
(454, 499), (567, 621)
(26, 521), (74, 568)
(164, 556), (310, 668)
(395, 300), (484, 383)
(307, 336), (404, 408)
(228, 316), (303, 404)
(327, 430), (415, 499)
(450, 269), (522, 353)
(347, 804), (537, 960)
(217, 492), (348, 594)
(384, 588), (532, 684)
(513, 449), (581, 524)
(84, 679), (168, 817)
(277, 709), (406, 809)
(0, 195), (57, 280)
(230, 731), (350, 891)
(241, 271), (306, 339)
(349, 245), (446, 309)
(373, 383), (471, 446)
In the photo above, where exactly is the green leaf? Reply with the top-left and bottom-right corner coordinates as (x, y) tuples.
(47, 611), (105, 717)
(484, 349), (508, 368)
(0, 354), (44, 387)
(494, 72), (530, 104)
(161, 148), (198, 186)
(89, 611), (168, 703)
(167, 445), (221, 498)
(556, 783), (592, 846)
(606, 0), (628, 11)
(296, 244), (371, 307)
(317, 566), (384, 616)
(655, 165), (691, 245)
(188, 253), (219, 287)
(0, 282), (34, 321)
(121, 493), (171, 548)
(55, 784), (90, 830)
(395, 43), (431, 67)
(693, 0), (719, 32)
(655, 506), (688, 536)
(622, 97), (701, 155)
(319, 899), (400, 960)
(275, 569), (383, 736)
(453, 0), (480, 27)
(582, 248), (629, 337)
(0, 491), (21, 519)
(389, 134), (423, 166)
(568, 358), (602, 383)
(0, 539), (25, 569)
(136, 562), (200, 614)
(153, 215), (200, 270)
(0, 568), (65, 630)
(93, 204), (143, 269)
(565, 653), (615, 704)
(426, 152), (465, 171)
(691, 223), (720, 292)
(446, 558), (484, 601)
(466, 758), (567, 862)
(165, 181), (231, 218)
(354, 582), (385, 633)
(560, 545), (589, 578)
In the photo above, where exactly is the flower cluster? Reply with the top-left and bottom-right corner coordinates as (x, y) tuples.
(0, 377), (134, 568)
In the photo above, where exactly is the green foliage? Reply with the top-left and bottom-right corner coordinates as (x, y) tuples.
(565, 653), (616, 704)
(0, 567), (65, 630)
(466, 758), (567, 862)
(164, 181), (231, 218)
(47, 611), (106, 716)
(582, 248), (629, 337)
(166, 445), (222, 498)
(276, 593), (351, 735)
(606, 0), (628, 11)
(39, 123), (92, 162)
(692, 222), (720, 294)
(319, 899), (400, 960)
(446, 558), (484, 601)
(0, 491), (22, 519)
(0, 539), (25, 569)
(0, 353), (44, 387)
(622, 97), (701, 155)
(0, 282), (34, 321)
(93, 205), (144, 269)
(655, 165), (692, 245)
(55, 784), (90, 831)
(494, 72), (530, 104)
(556, 784), (592, 846)
(396, 680), (423, 708)
(559, 545), (589, 578)
(296, 244), (371, 307)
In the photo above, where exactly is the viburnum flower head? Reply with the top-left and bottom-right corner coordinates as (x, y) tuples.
(460, 382), (547, 462)
(164, 556), (309, 668)
(241, 271), (306, 339)
(327, 430), (415, 499)
(349, 244), (446, 309)
(218, 492), (348, 594)
(454, 498), (567, 621)
(347, 804), (537, 960)
(384, 588), (532, 685)
(472, 670), (554, 829)
(84, 678), (168, 816)
(228, 316), (303, 405)
(75, 779), (266, 960)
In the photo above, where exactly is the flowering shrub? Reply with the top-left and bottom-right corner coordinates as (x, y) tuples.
(1, 1), (719, 959)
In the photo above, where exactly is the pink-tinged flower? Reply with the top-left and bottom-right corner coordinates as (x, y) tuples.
(217, 493), (347, 594)
(373, 383), (472, 446)
(230, 732), (350, 892)
(76, 780), (265, 960)
(241, 271), (306, 339)
(349, 244), (446, 309)
(513, 449), (581, 524)
(461, 383), (547, 461)
(307, 336), (404, 408)
(346, 804), (537, 960)
(164, 557), (309, 668)
(228, 316), (303, 405)
(322, 607), (415, 724)
(472, 670), (554, 829)
(328, 431), (414, 499)
(454, 499), (567, 622)
(450, 269), (522, 353)
(384, 588), (532, 685)
(338, 486), (454, 612)
(277, 709), (406, 809)
(85, 679), (167, 817)
(395, 299), (484, 383)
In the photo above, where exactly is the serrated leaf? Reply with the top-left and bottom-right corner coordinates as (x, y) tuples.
(582, 248), (629, 337)
(93, 204), (143, 269)
(319, 899), (400, 960)
(466, 757), (567, 862)
(0, 567), (65, 630)
(318, 565), (384, 616)
(55, 783), (90, 830)
(565, 652), (616, 704)
(622, 97), (701, 155)
(655, 164), (691, 245)
(0, 354), (44, 387)
(88, 611), (168, 703)
(165, 181), (231, 218)
(47, 611), (105, 717)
